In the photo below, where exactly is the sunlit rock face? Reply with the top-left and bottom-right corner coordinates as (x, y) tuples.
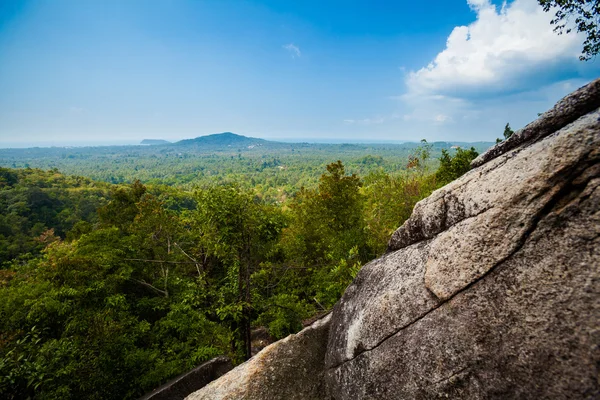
(326, 78), (600, 399)
(186, 315), (332, 400)
(188, 78), (600, 400)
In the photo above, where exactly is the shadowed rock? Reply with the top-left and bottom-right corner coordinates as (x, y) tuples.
(186, 315), (332, 400)
(138, 357), (232, 400)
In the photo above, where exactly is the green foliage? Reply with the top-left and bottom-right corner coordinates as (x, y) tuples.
(496, 123), (515, 143)
(0, 326), (50, 400)
(0, 142), (491, 399)
(254, 293), (310, 339)
(283, 160), (367, 266)
(190, 184), (286, 360)
(406, 139), (433, 173)
(436, 147), (479, 186)
(539, 0), (600, 60)
(98, 180), (147, 231)
(311, 246), (362, 307)
(503, 123), (515, 140)
(0, 168), (110, 265)
(0, 140), (494, 202)
(259, 161), (370, 320)
(362, 170), (438, 256)
(0, 192), (230, 399)
(0, 168), (18, 188)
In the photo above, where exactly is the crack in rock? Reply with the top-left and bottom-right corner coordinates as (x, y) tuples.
(328, 160), (599, 370)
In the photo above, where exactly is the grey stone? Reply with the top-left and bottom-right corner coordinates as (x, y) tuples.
(325, 87), (600, 397)
(389, 108), (600, 256)
(138, 356), (233, 400)
(186, 314), (332, 400)
(325, 241), (440, 368)
(325, 172), (600, 399)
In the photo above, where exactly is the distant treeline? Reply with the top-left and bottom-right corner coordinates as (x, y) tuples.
(0, 137), (492, 201)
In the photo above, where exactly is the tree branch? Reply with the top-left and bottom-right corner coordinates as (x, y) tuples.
(130, 278), (168, 297)
(173, 242), (203, 278)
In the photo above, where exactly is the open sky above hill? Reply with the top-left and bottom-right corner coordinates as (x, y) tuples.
(0, 0), (598, 147)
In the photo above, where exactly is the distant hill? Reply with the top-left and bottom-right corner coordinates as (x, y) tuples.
(0, 133), (496, 187)
(141, 139), (170, 145)
(173, 132), (271, 148)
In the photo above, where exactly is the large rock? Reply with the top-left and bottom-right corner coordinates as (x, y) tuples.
(325, 80), (600, 398)
(186, 314), (331, 400)
(187, 79), (600, 399)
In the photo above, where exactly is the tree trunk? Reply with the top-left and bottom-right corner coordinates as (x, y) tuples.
(243, 257), (252, 360)
(239, 232), (253, 361)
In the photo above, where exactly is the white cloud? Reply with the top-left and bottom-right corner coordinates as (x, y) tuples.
(343, 113), (402, 126)
(407, 0), (583, 97)
(283, 43), (301, 58)
(391, 0), (600, 137)
(343, 117), (384, 125)
(434, 114), (452, 124)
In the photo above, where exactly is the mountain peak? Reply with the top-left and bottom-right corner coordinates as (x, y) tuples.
(174, 132), (266, 147)
(140, 139), (170, 145)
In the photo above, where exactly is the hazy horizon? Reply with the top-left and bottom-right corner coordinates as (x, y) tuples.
(0, 132), (498, 149)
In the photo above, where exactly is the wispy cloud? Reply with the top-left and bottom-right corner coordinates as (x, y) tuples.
(433, 114), (452, 124)
(343, 114), (400, 126)
(283, 43), (301, 58)
(343, 117), (384, 126)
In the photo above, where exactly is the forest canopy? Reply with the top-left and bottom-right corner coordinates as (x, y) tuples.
(0, 143), (479, 400)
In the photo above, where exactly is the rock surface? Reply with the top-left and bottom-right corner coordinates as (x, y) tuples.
(139, 357), (232, 400)
(187, 79), (600, 399)
(326, 80), (600, 399)
(186, 314), (331, 400)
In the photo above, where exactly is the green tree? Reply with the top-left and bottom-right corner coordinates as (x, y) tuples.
(284, 161), (366, 266)
(97, 180), (147, 232)
(281, 161), (368, 308)
(497, 123), (515, 143)
(0, 168), (18, 188)
(190, 185), (284, 360)
(0, 178), (237, 400)
(436, 147), (479, 186)
(539, 0), (600, 60)
(406, 139), (433, 173)
(503, 123), (514, 140)
(362, 170), (438, 256)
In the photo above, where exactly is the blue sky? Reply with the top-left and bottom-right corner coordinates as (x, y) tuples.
(0, 0), (598, 147)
